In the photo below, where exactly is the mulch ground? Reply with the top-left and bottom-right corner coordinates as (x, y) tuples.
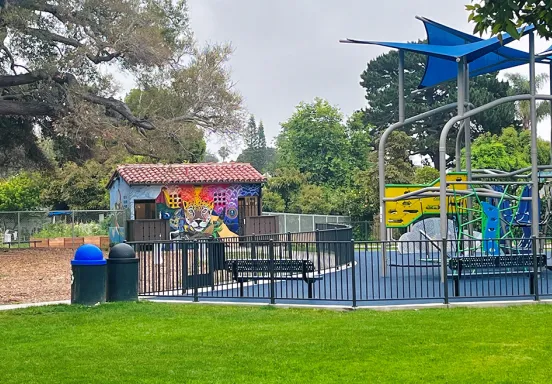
(0, 248), (106, 305)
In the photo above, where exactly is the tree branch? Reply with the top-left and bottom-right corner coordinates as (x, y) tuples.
(122, 143), (160, 161)
(87, 51), (121, 64)
(0, 71), (48, 87)
(25, 27), (81, 48)
(0, 70), (155, 132)
(0, 100), (61, 116)
(79, 93), (155, 131)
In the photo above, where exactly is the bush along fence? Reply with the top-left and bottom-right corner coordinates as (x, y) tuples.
(128, 224), (552, 306)
(0, 210), (125, 249)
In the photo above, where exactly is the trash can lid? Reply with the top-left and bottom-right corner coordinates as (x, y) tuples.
(108, 243), (136, 259)
(72, 244), (106, 265)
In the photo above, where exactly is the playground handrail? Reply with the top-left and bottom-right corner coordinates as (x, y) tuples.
(378, 101), (474, 243)
(439, 93), (552, 251)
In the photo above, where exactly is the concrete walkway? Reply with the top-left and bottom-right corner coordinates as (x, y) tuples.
(0, 300), (70, 311)
(2, 298), (552, 312)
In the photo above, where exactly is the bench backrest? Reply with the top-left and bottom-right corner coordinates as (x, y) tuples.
(226, 259), (315, 274)
(449, 255), (546, 270)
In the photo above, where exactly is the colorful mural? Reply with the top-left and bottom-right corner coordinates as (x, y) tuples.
(155, 184), (260, 239)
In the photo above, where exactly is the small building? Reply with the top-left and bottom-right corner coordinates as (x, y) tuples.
(107, 163), (267, 239)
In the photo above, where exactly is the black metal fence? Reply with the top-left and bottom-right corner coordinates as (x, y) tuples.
(128, 229), (552, 306)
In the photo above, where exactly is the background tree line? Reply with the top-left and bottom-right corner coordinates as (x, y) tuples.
(1, 0), (550, 223)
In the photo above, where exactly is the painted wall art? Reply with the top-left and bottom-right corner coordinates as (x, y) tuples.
(155, 184), (260, 238)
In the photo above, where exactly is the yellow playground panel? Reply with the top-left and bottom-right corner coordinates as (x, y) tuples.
(384, 172), (467, 228)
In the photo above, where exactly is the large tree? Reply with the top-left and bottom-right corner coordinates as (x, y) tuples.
(276, 98), (351, 187)
(237, 116), (274, 172)
(0, 0), (244, 166)
(467, 1), (552, 39)
(360, 49), (517, 169)
(464, 126), (551, 171)
(504, 73), (550, 130)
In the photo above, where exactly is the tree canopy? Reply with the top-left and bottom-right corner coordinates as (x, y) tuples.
(464, 126), (550, 171)
(276, 98), (351, 187)
(236, 115), (275, 173)
(467, 1), (552, 39)
(360, 48), (517, 169)
(0, 0), (244, 168)
(504, 73), (550, 130)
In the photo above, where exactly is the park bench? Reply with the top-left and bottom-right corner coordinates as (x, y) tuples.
(224, 259), (321, 298)
(448, 254), (547, 296)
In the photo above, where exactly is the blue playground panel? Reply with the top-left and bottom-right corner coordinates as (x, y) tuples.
(156, 250), (552, 306)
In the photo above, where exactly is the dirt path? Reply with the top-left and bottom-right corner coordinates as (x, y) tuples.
(0, 248), (104, 305)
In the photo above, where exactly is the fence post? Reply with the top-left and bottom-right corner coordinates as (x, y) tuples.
(315, 230), (321, 272)
(71, 210), (75, 248)
(193, 240), (199, 302)
(287, 232), (292, 260)
(269, 240), (275, 305)
(532, 235), (539, 301)
(17, 211), (21, 247)
(442, 238), (449, 305)
(351, 239), (357, 308)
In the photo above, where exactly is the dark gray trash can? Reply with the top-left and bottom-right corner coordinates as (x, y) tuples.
(71, 244), (107, 305)
(107, 243), (139, 302)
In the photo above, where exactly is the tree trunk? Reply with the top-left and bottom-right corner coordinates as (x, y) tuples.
(430, 152), (440, 171)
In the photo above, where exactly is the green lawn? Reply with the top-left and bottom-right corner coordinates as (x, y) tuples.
(1, 303), (552, 383)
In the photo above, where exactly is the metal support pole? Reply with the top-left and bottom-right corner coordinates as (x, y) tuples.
(398, 50), (405, 123)
(457, 60), (465, 166)
(71, 210), (75, 248)
(464, 60), (471, 182)
(17, 211), (21, 247)
(550, 63), (552, 165)
(269, 240), (275, 305)
(455, 128), (463, 172)
(532, 235), (539, 300)
(530, 32), (539, 239)
(464, 60), (473, 239)
(193, 240), (199, 302)
(379, 49), (405, 276)
(379, 102), (464, 248)
(351, 239), (357, 307)
(442, 238), (449, 304)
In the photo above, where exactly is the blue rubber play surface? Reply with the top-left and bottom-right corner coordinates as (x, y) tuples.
(146, 250), (552, 306)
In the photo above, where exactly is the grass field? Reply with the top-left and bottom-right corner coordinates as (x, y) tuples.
(1, 302), (552, 383)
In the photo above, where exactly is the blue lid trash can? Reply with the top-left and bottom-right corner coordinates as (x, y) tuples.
(106, 243), (139, 302)
(71, 244), (107, 305)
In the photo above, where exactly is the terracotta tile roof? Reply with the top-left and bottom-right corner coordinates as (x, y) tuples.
(108, 163), (266, 187)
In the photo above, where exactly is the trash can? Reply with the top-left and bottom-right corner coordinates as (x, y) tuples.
(107, 243), (139, 302)
(71, 244), (107, 305)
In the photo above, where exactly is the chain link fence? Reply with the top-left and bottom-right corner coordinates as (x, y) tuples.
(262, 212), (350, 233)
(0, 210), (125, 249)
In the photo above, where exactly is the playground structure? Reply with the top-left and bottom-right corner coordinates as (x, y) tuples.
(341, 17), (552, 275)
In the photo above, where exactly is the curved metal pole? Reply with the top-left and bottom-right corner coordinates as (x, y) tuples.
(438, 93), (552, 242)
(378, 102), (466, 244)
(384, 187), (532, 202)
